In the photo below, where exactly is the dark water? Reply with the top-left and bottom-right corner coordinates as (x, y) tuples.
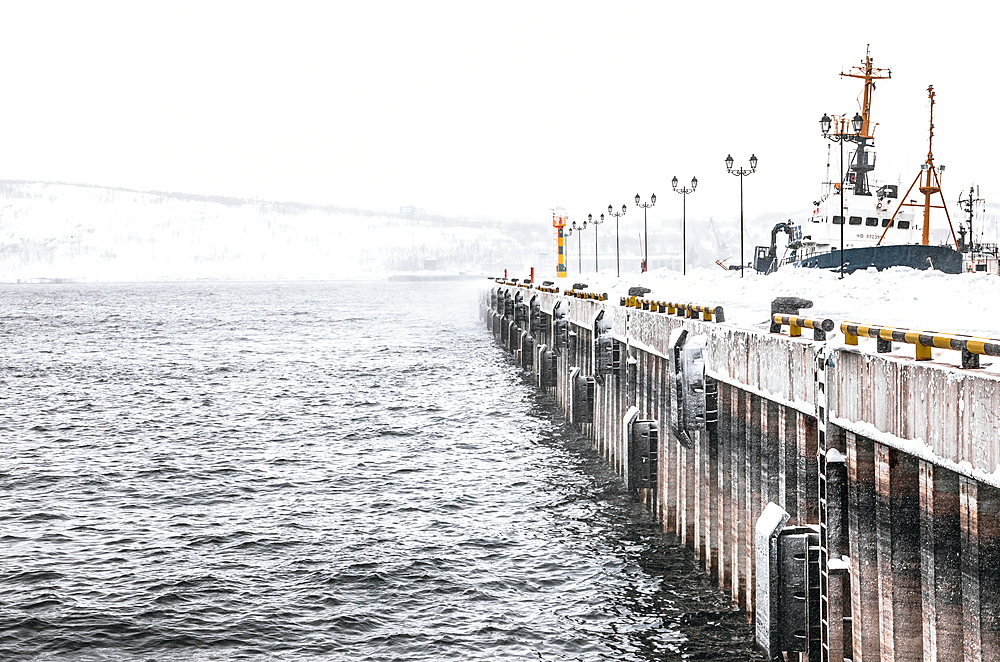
(0, 280), (761, 661)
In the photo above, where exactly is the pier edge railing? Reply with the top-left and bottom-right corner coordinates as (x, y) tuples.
(482, 282), (1000, 662)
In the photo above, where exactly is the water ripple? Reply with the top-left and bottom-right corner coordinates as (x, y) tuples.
(0, 280), (762, 661)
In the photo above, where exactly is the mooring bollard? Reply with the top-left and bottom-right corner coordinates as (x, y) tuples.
(770, 296), (813, 333)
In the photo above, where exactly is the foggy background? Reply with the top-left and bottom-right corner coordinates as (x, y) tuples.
(0, 2), (997, 281)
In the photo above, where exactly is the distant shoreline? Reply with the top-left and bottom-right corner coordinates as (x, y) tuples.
(387, 273), (482, 282)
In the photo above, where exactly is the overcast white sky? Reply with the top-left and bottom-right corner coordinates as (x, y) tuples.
(0, 1), (995, 231)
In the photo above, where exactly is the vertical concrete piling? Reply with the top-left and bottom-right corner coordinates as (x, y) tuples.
(483, 284), (1000, 662)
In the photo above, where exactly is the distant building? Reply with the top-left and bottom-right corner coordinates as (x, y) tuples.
(400, 205), (426, 217)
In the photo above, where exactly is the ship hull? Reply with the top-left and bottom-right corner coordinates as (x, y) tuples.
(790, 244), (963, 274)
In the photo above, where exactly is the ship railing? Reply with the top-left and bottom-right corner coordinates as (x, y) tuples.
(771, 314), (836, 341)
(840, 321), (1000, 369)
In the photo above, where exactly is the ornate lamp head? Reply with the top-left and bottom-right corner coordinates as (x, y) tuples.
(820, 113), (832, 136)
(851, 113), (863, 134)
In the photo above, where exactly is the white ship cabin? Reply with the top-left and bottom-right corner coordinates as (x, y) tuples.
(788, 182), (924, 261)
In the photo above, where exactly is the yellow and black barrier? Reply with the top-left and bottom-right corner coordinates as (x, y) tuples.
(841, 321), (1000, 368)
(536, 285), (560, 294)
(566, 289), (607, 301)
(621, 297), (725, 322)
(621, 296), (664, 310)
(772, 314), (836, 341)
(637, 299), (684, 314)
(491, 276), (535, 290)
(685, 304), (725, 323)
(621, 297), (661, 310)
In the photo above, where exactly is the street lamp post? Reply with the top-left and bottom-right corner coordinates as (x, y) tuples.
(725, 154), (758, 277)
(607, 204), (626, 277)
(635, 193), (656, 272)
(671, 175), (698, 275)
(820, 112), (864, 278)
(565, 226), (574, 275)
(569, 218), (587, 275)
(588, 213), (605, 273)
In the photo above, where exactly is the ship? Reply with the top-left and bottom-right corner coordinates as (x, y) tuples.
(754, 48), (964, 275)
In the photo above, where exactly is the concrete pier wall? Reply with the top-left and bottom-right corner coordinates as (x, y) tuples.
(483, 283), (1000, 662)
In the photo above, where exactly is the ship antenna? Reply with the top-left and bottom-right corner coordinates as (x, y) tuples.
(958, 184), (986, 250)
(824, 143), (831, 196)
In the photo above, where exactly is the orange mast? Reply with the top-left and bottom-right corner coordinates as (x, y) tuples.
(840, 45), (890, 140)
(885, 86), (958, 248)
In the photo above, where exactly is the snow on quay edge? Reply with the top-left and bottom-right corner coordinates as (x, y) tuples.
(564, 264), (1000, 374)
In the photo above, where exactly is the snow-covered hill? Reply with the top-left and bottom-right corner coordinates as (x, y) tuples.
(0, 181), (545, 282)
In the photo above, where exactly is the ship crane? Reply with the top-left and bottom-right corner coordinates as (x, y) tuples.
(753, 221), (793, 274)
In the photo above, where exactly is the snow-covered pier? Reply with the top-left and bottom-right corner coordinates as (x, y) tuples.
(483, 279), (1000, 662)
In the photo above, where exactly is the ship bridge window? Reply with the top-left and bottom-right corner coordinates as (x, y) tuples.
(881, 218), (893, 227)
(897, 220), (911, 229)
(832, 215), (844, 225)
(865, 217), (878, 227)
(849, 216), (862, 225)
